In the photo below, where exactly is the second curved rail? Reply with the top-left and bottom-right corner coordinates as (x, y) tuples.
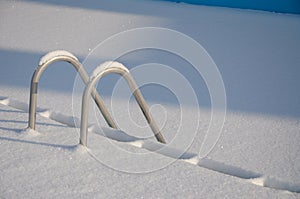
(80, 61), (166, 146)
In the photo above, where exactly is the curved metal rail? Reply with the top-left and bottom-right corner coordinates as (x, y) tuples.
(28, 50), (118, 130)
(80, 61), (166, 146)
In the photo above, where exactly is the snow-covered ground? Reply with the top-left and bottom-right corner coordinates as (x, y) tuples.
(0, 0), (300, 198)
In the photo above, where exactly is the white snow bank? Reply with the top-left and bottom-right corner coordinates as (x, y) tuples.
(1, 96), (299, 193)
(1, 0), (300, 197)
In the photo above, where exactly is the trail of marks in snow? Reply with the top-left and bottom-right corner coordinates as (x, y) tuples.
(0, 97), (78, 127)
(39, 110), (79, 128)
(0, 96), (299, 193)
(0, 97), (30, 112)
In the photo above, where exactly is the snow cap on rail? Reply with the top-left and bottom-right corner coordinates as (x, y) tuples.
(39, 50), (79, 66)
(91, 61), (129, 79)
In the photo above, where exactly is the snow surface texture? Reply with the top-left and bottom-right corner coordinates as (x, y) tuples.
(1, 96), (299, 198)
(0, 0), (300, 198)
(1, 97), (300, 193)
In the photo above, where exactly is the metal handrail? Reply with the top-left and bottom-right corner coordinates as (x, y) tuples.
(79, 61), (166, 146)
(28, 50), (118, 130)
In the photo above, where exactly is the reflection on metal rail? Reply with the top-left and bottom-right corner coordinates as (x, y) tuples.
(80, 61), (166, 146)
(28, 50), (118, 130)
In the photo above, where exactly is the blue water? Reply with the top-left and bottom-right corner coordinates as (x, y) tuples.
(158, 0), (300, 14)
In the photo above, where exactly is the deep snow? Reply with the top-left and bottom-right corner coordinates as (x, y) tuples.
(0, 0), (300, 198)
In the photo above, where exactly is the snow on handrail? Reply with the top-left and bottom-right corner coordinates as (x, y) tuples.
(28, 50), (118, 130)
(79, 61), (166, 146)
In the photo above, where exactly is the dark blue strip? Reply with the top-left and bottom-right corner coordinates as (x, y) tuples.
(157, 0), (300, 14)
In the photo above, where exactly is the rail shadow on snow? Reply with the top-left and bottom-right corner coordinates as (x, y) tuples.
(0, 108), (24, 114)
(0, 119), (68, 129)
(0, 136), (77, 150)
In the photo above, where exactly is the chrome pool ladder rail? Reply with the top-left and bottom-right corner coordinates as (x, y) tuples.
(79, 61), (166, 146)
(28, 50), (118, 130)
